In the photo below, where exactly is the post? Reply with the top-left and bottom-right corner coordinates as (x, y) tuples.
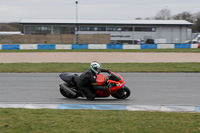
(75, 1), (78, 44)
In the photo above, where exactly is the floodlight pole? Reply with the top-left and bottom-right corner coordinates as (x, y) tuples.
(75, 1), (79, 44)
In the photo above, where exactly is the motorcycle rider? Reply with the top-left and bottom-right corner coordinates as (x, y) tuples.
(76, 61), (110, 100)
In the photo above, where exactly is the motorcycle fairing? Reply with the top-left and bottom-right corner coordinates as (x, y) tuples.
(59, 73), (78, 87)
(96, 73), (106, 86)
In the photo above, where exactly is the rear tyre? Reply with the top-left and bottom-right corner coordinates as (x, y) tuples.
(59, 85), (79, 99)
(111, 86), (131, 99)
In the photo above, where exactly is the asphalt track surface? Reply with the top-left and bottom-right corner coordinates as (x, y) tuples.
(0, 73), (200, 106)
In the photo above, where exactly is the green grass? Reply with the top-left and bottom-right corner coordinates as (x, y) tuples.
(0, 108), (200, 133)
(0, 62), (200, 73)
(0, 48), (200, 52)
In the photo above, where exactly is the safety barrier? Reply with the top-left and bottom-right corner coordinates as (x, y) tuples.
(0, 44), (199, 50)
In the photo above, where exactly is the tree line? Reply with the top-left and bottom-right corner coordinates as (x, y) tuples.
(0, 23), (23, 32)
(0, 8), (200, 33)
(135, 8), (200, 33)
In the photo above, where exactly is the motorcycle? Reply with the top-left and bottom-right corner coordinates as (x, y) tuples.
(59, 70), (131, 99)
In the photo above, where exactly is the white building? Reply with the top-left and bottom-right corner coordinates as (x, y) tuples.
(19, 19), (193, 44)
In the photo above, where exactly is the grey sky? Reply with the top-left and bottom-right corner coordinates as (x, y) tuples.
(0, 0), (200, 22)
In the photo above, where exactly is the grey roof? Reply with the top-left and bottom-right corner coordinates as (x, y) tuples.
(19, 19), (193, 25)
(0, 31), (21, 35)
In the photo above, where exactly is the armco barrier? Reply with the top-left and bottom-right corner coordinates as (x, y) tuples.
(88, 44), (107, 49)
(20, 44), (37, 50)
(175, 44), (191, 48)
(141, 44), (157, 49)
(55, 44), (71, 49)
(107, 44), (123, 49)
(157, 44), (175, 49)
(72, 44), (88, 49)
(0, 44), (199, 50)
(38, 44), (56, 50)
(2, 44), (20, 50)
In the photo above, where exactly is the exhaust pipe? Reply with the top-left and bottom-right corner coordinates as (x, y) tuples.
(59, 84), (76, 96)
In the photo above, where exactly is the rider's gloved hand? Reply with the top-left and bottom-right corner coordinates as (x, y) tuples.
(100, 69), (111, 73)
(105, 69), (111, 74)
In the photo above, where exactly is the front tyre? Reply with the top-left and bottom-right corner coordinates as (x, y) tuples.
(111, 86), (131, 99)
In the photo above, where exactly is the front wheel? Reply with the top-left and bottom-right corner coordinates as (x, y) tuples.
(111, 86), (131, 99)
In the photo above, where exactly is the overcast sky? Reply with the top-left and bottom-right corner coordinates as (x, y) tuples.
(0, 0), (200, 22)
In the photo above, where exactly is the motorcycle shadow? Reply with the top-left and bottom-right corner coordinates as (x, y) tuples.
(67, 97), (131, 102)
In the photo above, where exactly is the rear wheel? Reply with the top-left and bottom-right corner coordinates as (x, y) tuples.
(111, 86), (131, 99)
(59, 84), (79, 99)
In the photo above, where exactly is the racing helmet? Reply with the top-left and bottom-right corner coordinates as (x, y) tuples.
(90, 61), (102, 74)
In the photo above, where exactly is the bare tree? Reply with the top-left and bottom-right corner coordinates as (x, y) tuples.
(172, 11), (200, 32)
(193, 12), (200, 32)
(135, 9), (200, 32)
(155, 8), (171, 20)
(0, 23), (22, 31)
(172, 12), (195, 22)
(135, 17), (143, 20)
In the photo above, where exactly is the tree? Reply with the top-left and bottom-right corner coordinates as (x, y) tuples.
(135, 8), (200, 32)
(172, 12), (194, 22)
(172, 11), (200, 32)
(0, 23), (22, 31)
(135, 17), (142, 20)
(193, 12), (200, 32)
(154, 8), (171, 20)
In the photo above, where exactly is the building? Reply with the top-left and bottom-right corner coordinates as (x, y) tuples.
(0, 31), (21, 35)
(19, 19), (193, 44)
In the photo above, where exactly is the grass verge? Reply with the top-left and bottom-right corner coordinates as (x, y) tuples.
(0, 62), (200, 73)
(0, 108), (200, 133)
